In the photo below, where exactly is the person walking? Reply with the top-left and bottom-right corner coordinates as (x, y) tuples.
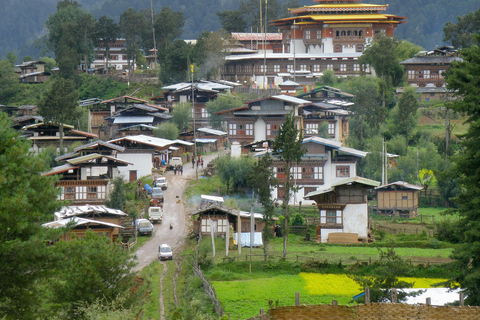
(180, 166), (183, 175)
(192, 158), (195, 168)
(201, 158), (204, 167)
(173, 165), (177, 175)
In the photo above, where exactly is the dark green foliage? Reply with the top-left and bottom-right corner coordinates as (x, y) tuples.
(172, 102), (192, 132)
(153, 122), (180, 140)
(119, 8), (147, 75)
(0, 59), (21, 104)
(205, 93), (243, 128)
(51, 232), (139, 317)
(444, 35), (480, 305)
(0, 113), (61, 318)
(349, 246), (417, 303)
(93, 15), (118, 75)
(159, 39), (192, 84)
(291, 213), (304, 226)
(217, 10), (248, 33)
(104, 177), (126, 210)
(155, 7), (186, 51)
(443, 8), (480, 48)
(77, 74), (129, 100)
(214, 154), (255, 194)
(389, 86), (419, 153)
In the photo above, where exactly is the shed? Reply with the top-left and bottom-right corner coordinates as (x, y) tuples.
(375, 181), (423, 218)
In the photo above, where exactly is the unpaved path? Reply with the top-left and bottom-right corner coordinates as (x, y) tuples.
(132, 152), (219, 272)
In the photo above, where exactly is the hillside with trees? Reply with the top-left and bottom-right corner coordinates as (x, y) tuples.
(1, 0), (479, 61)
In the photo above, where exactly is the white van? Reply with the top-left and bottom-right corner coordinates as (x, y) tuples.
(155, 177), (168, 190)
(149, 206), (163, 224)
(168, 157), (183, 169)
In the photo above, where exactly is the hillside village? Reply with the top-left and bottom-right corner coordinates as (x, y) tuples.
(1, 0), (480, 319)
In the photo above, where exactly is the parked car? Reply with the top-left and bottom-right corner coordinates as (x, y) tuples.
(158, 243), (173, 261)
(135, 219), (154, 236)
(148, 206), (163, 224)
(155, 177), (168, 190)
(151, 187), (164, 201)
(168, 157), (182, 170)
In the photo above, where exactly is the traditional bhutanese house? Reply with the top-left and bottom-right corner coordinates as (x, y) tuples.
(222, 0), (406, 87)
(257, 136), (367, 205)
(190, 200), (265, 247)
(374, 181), (423, 218)
(216, 95), (311, 152)
(87, 96), (160, 139)
(297, 86), (354, 143)
(12, 115), (43, 131)
(398, 46), (462, 101)
(43, 153), (131, 205)
(304, 176), (380, 244)
(104, 104), (170, 138)
(161, 80), (234, 129)
(195, 128), (228, 153)
(22, 122), (98, 154)
(16, 60), (50, 83)
(43, 204), (128, 242)
(108, 135), (183, 181)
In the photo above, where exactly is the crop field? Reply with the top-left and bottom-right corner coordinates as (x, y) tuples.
(212, 273), (447, 319)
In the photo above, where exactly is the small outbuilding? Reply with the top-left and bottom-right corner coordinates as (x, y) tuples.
(374, 181), (423, 218)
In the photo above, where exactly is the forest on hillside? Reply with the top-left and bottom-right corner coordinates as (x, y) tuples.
(1, 0), (479, 60)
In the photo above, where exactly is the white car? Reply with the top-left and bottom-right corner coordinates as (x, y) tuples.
(155, 177), (168, 190)
(158, 244), (173, 261)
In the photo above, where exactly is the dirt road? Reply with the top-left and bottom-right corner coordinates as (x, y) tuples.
(132, 153), (220, 272)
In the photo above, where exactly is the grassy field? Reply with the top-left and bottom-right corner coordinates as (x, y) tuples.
(212, 273), (448, 319)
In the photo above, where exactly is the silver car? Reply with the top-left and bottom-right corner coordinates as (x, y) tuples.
(158, 244), (173, 261)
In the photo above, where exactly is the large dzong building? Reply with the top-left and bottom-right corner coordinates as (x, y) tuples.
(222, 0), (406, 88)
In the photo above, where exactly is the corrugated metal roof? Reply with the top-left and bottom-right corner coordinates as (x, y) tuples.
(55, 152), (78, 162)
(375, 181), (423, 191)
(400, 56), (463, 64)
(303, 136), (342, 148)
(54, 205), (128, 220)
(338, 146), (367, 158)
(195, 138), (217, 143)
(272, 95), (311, 105)
(279, 80), (300, 86)
(113, 116), (154, 124)
(66, 153), (132, 165)
(172, 139), (195, 146)
(332, 176), (380, 188)
(197, 127), (227, 136)
(234, 109), (290, 116)
(225, 52), (362, 61)
(43, 217), (124, 229)
(109, 134), (175, 148)
(117, 124), (157, 131)
(42, 163), (78, 176)
(74, 140), (126, 152)
(231, 33), (283, 41)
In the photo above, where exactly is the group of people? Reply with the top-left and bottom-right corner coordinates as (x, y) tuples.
(191, 157), (204, 168)
(172, 165), (183, 175)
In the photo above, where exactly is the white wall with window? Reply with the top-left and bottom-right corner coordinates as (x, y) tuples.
(228, 123), (237, 135)
(246, 123), (253, 136)
(318, 203), (368, 242)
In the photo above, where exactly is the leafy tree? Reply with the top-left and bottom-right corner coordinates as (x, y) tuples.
(247, 153), (276, 261)
(0, 113), (61, 318)
(272, 112), (306, 258)
(93, 16), (119, 76)
(172, 102), (193, 133)
(291, 213), (304, 226)
(389, 86), (419, 154)
(44, 0), (95, 78)
(238, 0), (283, 32)
(0, 59), (21, 104)
(153, 122), (180, 140)
(119, 8), (147, 76)
(52, 231), (139, 317)
(155, 7), (186, 51)
(40, 56), (57, 74)
(77, 74), (129, 100)
(159, 39), (192, 84)
(6, 52), (17, 65)
(105, 177), (126, 210)
(444, 35), (480, 305)
(350, 246), (417, 303)
(205, 93), (243, 128)
(214, 155), (255, 194)
(339, 76), (383, 147)
(418, 169), (436, 197)
(38, 78), (79, 153)
(22, 55), (33, 62)
(319, 69), (336, 87)
(444, 9), (480, 48)
(193, 29), (230, 80)
(359, 35), (405, 123)
(217, 10), (248, 33)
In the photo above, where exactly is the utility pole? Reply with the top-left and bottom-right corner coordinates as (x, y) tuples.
(263, 0), (267, 90)
(191, 64), (198, 180)
(150, 0), (157, 70)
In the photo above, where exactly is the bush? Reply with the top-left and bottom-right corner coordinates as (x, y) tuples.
(291, 213), (304, 226)
(435, 219), (461, 244)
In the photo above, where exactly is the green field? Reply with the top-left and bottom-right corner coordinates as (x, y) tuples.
(212, 273), (448, 319)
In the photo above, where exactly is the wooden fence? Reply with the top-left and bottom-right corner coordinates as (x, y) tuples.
(193, 259), (224, 317)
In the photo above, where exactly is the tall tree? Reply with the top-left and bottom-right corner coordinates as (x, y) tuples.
(272, 112), (305, 259)
(193, 29), (230, 80)
(444, 9), (480, 48)
(159, 39), (192, 84)
(38, 78), (79, 153)
(153, 122), (179, 140)
(217, 10), (248, 33)
(155, 7), (185, 50)
(172, 102), (192, 132)
(392, 86), (419, 154)
(444, 35), (480, 305)
(0, 113), (61, 318)
(45, 0), (95, 78)
(247, 153), (276, 261)
(0, 59), (21, 104)
(94, 16), (119, 76)
(119, 8), (147, 76)
(359, 35), (405, 124)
